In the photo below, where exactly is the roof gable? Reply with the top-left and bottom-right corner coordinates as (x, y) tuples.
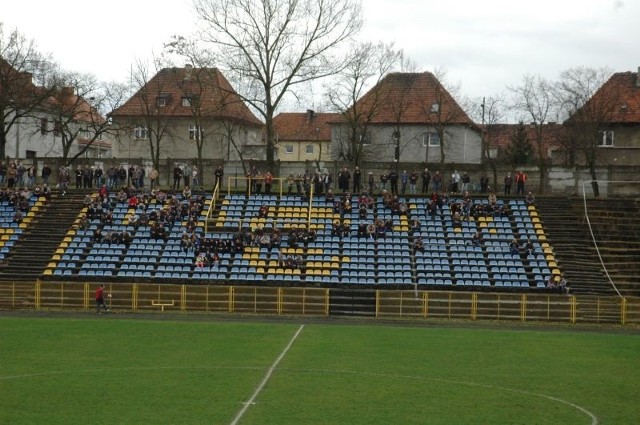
(273, 111), (339, 141)
(353, 72), (473, 125)
(586, 71), (640, 124)
(111, 67), (263, 126)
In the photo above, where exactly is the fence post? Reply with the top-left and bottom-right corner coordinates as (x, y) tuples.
(84, 283), (90, 310)
(181, 285), (187, 312)
(35, 281), (41, 310)
(131, 284), (138, 311)
(621, 297), (627, 325)
(471, 293), (477, 321)
(570, 296), (577, 324)
(325, 288), (330, 317)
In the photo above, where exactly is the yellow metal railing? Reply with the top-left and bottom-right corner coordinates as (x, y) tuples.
(1, 282), (638, 325)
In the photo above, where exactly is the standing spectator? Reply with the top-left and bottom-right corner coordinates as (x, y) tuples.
(149, 168), (159, 189)
(450, 170), (461, 194)
(337, 166), (350, 193)
(16, 161), (25, 187)
(409, 171), (418, 194)
(41, 164), (52, 186)
(379, 172), (388, 192)
(173, 164), (183, 190)
(388, 169), (399, 195)
(27, 164), (36, 188)
(95, 284), (109, 313)
(264, 171), (274, 194)
(421, 168), (431, 194)
(515, 170), (527, 195)
(322, 171), (332, 193)
(75, 165), (83, 188)
(432, 170), (442, 193)
(118, 166), (127, 187)
(94, 166), (103, 187)
(368, 172), (375, 193)
(214, 165), (224, 189)
(183, 163), (191, 188)
(287, 172), (295, 194)
(479, 174), (489, 193)
(83, 166), (93, 189)
(461, 172), (470, 193)
(352, 166), (362, 193)
(504, 172), (513, 195)
(400, 170), (408, 194)
(0, 160), (6, 187)
(7, 162), (17, 189)
(57, 165), (70, 196)
(191, 166), (199, 189)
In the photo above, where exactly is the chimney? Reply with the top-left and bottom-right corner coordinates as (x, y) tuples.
(184, 63), (193, 80)
(306, 109), (315, 121)
(61, 87), (74, 97)
(637, 66), (640, 87)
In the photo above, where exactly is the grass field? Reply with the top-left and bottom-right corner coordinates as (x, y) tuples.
(1, 315), (638, 424)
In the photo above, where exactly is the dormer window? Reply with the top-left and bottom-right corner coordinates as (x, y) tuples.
(156, 94), (170, 107)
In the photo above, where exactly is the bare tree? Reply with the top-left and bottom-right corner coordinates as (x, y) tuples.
(40, 72), (126, 164)
(0, 25), (58, 158)
(555, 66), (616, 197)
(325, 41), (402, 166)
(418, 67), (469, 168)
(115, 59), (175, 172)
(509, 74), (557, 193)
(192, 0), (363, 171)
(469, 95), (505, 189)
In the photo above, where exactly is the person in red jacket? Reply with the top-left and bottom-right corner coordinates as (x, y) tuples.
(515, 171), (527, 195)
(95, 285), (109, 314)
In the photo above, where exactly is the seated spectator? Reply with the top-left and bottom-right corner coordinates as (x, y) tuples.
(366, 223), (376, 239)
(546, 275), (557, 289)
(412, 236), (424, 252)
(452, 211), (462, 228)
(358, 223), (368, 238)
(525, 191), (536, 206)
(182, 185), (192, 199)
(258, 204), (269, 218)
(93, 229), (103, 243)
(509, 239), (520, 255)
(524, 238), (535, 256)
(13, 210), (23, 223)
(83, 194), (94, 206)
(359, 204), (368, 220)
(325, 189), (335, 203)
(41, 184), (52, 201)
(410, 218), (421, 234)
(488, 191), (497, 206)
(470, 231), (483, 247)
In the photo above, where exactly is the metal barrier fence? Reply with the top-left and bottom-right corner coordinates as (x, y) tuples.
(0, 281), (637, 325)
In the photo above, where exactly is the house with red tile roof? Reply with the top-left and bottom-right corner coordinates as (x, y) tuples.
(110, 66), (263, 163)
(330, 72), (482, 166)
(1, 59), (111, 159)
(273, 110), (339, 162)
(563, 69), (640, 167)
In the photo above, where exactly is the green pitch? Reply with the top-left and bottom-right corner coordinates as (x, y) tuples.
(0, 316), (638, 424)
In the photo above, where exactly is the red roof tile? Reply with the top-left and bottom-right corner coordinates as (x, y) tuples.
(111, 67), (262, 126)
(585, 71), (640, 124)
(352, 72), (473, 125)
(273, 111), (339, 141)
(486, 123), (564, 159)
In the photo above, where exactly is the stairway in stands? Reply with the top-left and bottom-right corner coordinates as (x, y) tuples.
(0, 193), (85, 281)
(535, 197), (614, 296)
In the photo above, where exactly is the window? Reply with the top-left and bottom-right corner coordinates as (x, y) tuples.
(156, 94), (170, 107)
(359, 132), (371, 145)
(284, 144), (294, 154)
(40, 118), (48, 135)
(598, 130), (614, 147)
(305, 144), (314, 154)
(53, 120), (62, 136)
(422, 132), (440, 147)
(188, 125), (202, 140)
(181, 97), (192, 107)
(133, 126), (149, 140)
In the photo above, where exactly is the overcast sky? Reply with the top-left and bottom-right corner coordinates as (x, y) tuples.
(3, 0), (638, 112)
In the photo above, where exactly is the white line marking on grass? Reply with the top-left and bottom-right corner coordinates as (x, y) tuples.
(229, 324), (305, 425)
